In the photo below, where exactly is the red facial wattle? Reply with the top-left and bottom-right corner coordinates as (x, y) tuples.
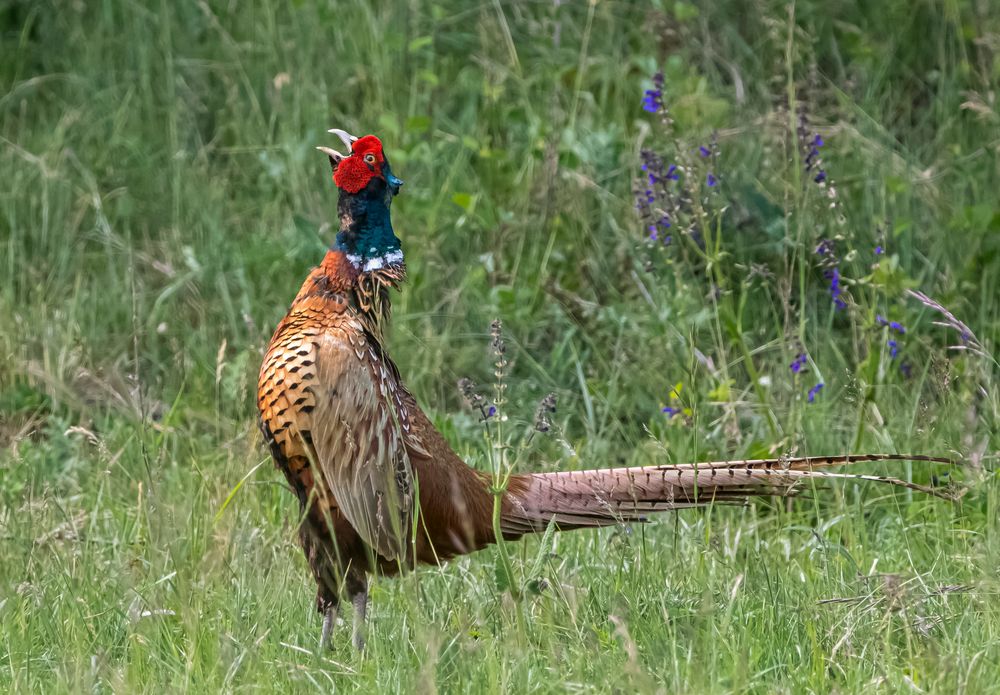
(333, 135), (385, 194)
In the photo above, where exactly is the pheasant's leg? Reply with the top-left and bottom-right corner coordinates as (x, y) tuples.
(320, 604), (338, 650)
(350, 584), (369, 652)
(316, 586), (341, 651)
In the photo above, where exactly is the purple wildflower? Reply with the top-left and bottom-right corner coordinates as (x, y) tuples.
(790, 353), (807, 374)
(798, 114), (830, 187)
(699, 145), (711, 158)
(635, 148), (680, 243)
(900, 362), (912, 378)
(875, 245), (883, 255)
(640, 150), (667, 186)
(642, 72), (665, 113)
(633, 153), (662, 226)
(888, 339), (899, 359)
(485, 405), (497, 419)
(638, 151), (678, 199)
(662, 406), (680, 418)
(707, 172), (717, 187)
(642, 90), (661, 113)
(876, 315), (906, 334)
(804, 132), (823, 168)
(648, 216), (672, 243)
(807, 383), (824, 403)
(815, 239), (835, 258)
(824, 267), (846, 309)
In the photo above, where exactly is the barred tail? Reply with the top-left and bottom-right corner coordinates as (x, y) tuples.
(500, 454), (956, 535)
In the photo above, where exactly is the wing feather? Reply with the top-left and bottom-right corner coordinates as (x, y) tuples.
(310, 330), (415, 561)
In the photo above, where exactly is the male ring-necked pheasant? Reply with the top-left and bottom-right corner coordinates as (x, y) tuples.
(258, 129), (951, 650)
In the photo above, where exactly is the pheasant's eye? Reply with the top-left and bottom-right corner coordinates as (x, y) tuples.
(363, 153), (376, 165)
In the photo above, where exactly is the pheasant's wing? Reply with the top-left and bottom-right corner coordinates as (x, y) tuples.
(310, 330), (417, 562)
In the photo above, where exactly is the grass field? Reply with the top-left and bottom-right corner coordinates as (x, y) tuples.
(2, 1), (1000, 692)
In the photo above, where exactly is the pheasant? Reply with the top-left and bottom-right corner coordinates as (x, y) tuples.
(257, 129), (952, 651)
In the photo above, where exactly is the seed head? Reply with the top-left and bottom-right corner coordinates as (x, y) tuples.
(534, 393), (558, 433)
(457, 377), (496, 421)
(490, 319), (506, 357)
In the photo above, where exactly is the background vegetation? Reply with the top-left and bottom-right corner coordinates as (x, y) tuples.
(2, 0), (999, 691)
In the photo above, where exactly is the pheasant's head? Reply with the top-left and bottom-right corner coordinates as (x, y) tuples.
(318, 129), (403, 198)
(317, 129), (405, 273)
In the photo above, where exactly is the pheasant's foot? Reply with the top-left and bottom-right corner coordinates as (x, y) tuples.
(320, 605), (338, 651)
(351, 586), (368, 652)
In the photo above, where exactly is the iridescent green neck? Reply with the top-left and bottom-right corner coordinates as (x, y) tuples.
(334, 180), (403, 271)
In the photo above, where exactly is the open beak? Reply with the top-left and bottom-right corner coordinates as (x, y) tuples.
(315, 128), (359, 168)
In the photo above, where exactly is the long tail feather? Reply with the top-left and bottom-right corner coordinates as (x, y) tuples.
(501, 453), (957, 534)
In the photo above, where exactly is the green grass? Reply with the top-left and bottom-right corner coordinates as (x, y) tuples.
(2, 0), (999, 692)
